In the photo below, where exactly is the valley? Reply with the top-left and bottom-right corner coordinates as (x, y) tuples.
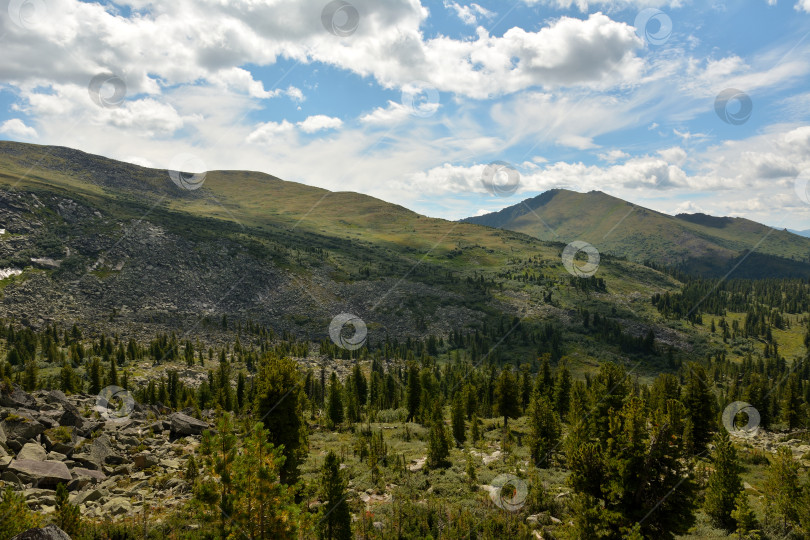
(0, 143), (808, 539)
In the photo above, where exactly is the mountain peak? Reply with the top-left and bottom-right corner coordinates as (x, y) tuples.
(463, 190), (810, 278)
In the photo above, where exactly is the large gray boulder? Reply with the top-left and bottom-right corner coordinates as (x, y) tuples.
(0, 385), (37, 409)
(169, 412), (208, 436)
(1, 413), (45, 442)
(11, 525), (72, 540)
(8, 459), (72, 487)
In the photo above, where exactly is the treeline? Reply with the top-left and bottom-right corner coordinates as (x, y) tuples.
(652, 277), (810, 321)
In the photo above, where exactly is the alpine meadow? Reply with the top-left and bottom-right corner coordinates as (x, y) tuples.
(2, 1), (810, 540)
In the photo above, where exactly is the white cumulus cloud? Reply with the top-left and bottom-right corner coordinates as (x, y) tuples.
(0, 119), (37, 140)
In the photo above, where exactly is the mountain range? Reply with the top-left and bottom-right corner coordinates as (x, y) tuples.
(0, 140), (802, 367)
(0, 142), (667, 352)
(462, 189), (810, 278)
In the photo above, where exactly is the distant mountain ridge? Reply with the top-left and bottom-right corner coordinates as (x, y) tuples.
(462, 189), (810, 278)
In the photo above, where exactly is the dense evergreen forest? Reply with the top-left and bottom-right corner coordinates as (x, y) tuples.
(2, 277), (810, 539)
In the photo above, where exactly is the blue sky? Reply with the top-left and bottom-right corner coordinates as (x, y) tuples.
(2, 0), (810, 228)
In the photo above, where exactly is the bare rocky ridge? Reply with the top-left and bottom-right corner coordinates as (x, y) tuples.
(0, 188), (486, 344)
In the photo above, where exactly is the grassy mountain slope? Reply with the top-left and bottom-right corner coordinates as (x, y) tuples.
(0, 141), (691, 375)
(462, 189), (810, 277)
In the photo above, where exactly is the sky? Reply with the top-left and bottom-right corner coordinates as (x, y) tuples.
(1, 0), (810, 229)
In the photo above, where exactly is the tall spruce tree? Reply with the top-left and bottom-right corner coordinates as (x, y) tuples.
(704, 430), (744, 530)
(254, 354), (308, 485)
(54, 482), (82, 536)
(327, 372), (345, 428)
(494, 368), (520, 428)
(682, 363), (716, 452)
(764, 446), (800, 533)
(451, 391), (466, 447)
(406, 363), (421, 422)
(427, 402), (451, 468)
(527, 391), (561, 467)
(318, 450), (352, 540)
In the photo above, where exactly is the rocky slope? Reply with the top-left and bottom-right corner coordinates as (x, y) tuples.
(1, 384), (208, 523)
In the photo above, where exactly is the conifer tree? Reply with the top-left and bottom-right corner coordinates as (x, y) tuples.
(682, 363), (716, 452)
(465, 452), (477, 486)
(0, 487), (39, 538)
(233, 422), (299, 539)
(494, 368), (520, 428)
(451, 391), (466, 447)
(406, 363), (421, 422)
(352, 363), (367, 405)
(780, 373), (801, 429)
(470, 413), (481, 444)
(88, 357), (102, 394)
(568, 397), (696, 538)
(254, 354), (308, 485)
(54, 482), (82, 536)
(764, 446), (800, 533)
(213, 412), (237, 538)
(318, 450), (352, 540)
(23, 358), (37, 391)
(327, 373), (345, 428)
(731, 492), (760, 540)
(108, 354), (118, 387)
(60, 361), (78, 394)
(427, 402), (451, 469)
(527, 391), (561, 467)
(553, 362), (572, 418)
(800, 473), (810, 537)
(704, 430), (743, 530)
(236, 371), (246, 411)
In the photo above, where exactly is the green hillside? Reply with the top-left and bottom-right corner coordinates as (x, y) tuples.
(462, 189), (810, 277)
(0, 141), (685, 375)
